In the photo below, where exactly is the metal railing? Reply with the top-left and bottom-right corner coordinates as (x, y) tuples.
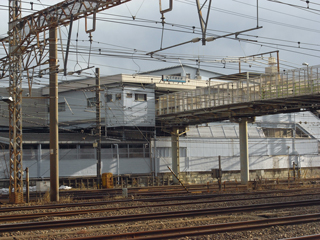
(156, 65), (320, 116)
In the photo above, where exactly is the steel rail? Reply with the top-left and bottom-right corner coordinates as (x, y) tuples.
(0, 199), (320, 233)
(139, 188), (320, 202)
(1, 192), (320, 223)
(67, 213), (320, 240)
(0, 183), (235, 201)
(0, 180), (311, 202)
(1, 188), (319, 213)
(281, 234), (320, 240)
(69, 184), (318, 199)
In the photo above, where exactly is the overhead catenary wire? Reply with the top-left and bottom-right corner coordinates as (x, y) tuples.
(233, 0), (320, 23)
(1, 2), (320, 44)
(1, 6), (318, 49)
(0, 0), (318, 85)
(0, 0), (319, 38)
(27, 35), (319, 62)
(0, 0), (318, 180)
(0, 5), (316, 104)
(266, 0), (320, 14)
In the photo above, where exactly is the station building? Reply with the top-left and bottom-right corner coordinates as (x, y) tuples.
(0, 64), (319, 184)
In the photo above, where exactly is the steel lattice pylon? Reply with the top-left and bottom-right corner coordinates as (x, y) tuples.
(3, 0), (214, 203)
(8, 0), (23, 204)
(5, 0), (132, 203)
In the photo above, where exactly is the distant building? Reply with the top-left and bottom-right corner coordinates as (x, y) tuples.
(140, 64), (221, 80)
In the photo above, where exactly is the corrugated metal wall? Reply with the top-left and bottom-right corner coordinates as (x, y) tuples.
(106, 87), (155, 127)
(0, 146), (151, 178)
(154, 137), (318, 173)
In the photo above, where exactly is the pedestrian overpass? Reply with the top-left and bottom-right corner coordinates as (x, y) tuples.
(156, 65), (320, 184)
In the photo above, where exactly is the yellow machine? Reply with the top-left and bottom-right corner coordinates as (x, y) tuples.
(102, 173), (114, 188)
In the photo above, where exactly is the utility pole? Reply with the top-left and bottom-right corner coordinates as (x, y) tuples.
(49, 25), (59, 202)
(8, 0), (24, 204)
(4, 0), (132, 203)
(96, 68), (102, 189)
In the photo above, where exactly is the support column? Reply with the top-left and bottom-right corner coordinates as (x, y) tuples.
(37, 144), (42, 178)
(96, 68), (101, 189)
(171, 127), (180, 184)
(239, 118), (249, 184)
(8, 0), (24, 204)
(115, 144), (120, 179)
(153, 129), (157, 176)
(76, 145), (80, 160)
(49, 26), (59, 202)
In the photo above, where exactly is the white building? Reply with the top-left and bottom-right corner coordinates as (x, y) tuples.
(0, 65), (319, 183)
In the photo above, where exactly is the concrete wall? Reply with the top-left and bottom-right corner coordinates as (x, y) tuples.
(0, 141), (319, 180)
(0, 136), (317, 179)
(156, 137), (318, 157)
(0, 88), (48, 128)
(160, 166), (320, 184)
(56, 85), (156, 129)
(105, 86), (155, 128)
(156, 154), (320, 173)
(0, 145), (152, 179)
(153, 137), (319, 175)
(58, 89), (102, 128)
(0, 148), (151, 179)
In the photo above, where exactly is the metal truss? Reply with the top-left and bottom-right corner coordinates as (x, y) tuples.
(2, 0), (133, 81)
(196, 0), (212, 45)
(8, 0), (23, 204)
(6, 0), (132, 203)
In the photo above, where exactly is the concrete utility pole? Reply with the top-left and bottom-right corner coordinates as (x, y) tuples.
(238, 117), (255, 185)
(239, 118), (249, 185)
(4, 0), (134, 203)
(171, 127), (180, 184)
(8, 0), (24, 204)
(96, 68), (102, 189)
(170, 127), (187, 184)
(49, 26), (59, 202)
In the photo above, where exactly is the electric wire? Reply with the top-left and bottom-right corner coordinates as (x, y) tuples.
(0, 1), (318, 84)
(267, 0), (320, 13)
(3, 0), (320, 176)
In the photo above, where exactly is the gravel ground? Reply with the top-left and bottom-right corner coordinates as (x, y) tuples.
(0, 187), (319, 239)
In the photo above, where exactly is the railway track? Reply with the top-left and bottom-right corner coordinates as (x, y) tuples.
(0, 199), (319, 233)
(0, 182), (237, 201)
(282, 234), (320, 240)
(66, 213), (320, 240)
(1, 191), (320, 223)
(0, 189), (320, 222)
(1, 187), (320, 214)
(0, 179), (312, 202)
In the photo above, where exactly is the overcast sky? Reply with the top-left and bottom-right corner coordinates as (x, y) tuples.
(0, 0), (319, 87)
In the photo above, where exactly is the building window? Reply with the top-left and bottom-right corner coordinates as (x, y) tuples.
(126, 93), (133, 98)
(87, 97), (96, 107)
(135, 93), (147, 101)
(58, 102), (66, 112)
(106, 94), (113, 102)
(116, 93), (121, 101)
(186, 73), (191, 78)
